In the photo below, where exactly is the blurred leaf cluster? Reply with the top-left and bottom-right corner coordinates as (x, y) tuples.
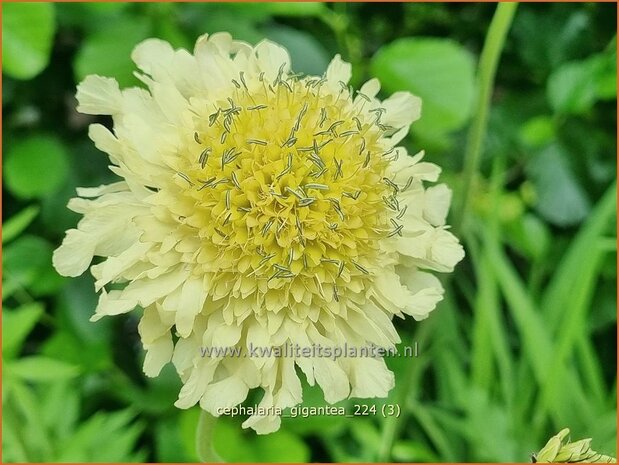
(2, 2), (616, 463)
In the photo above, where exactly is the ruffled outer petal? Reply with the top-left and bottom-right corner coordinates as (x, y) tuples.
(76, 75), (123, 115)
(54, 33), (464, 435)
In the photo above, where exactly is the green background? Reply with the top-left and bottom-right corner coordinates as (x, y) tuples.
(2, 2), (617, 462)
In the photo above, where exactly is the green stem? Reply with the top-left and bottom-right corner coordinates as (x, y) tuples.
(196, 410), (223, 463)
(376, 323), (433, 461)
(320, 7), (362, 73)
(455, 2), (518, 231)
(378, 5), (518, 460)
(376, 354), (416, 461)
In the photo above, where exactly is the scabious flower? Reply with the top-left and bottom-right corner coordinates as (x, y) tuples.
(53, 32), (464, 434)
(533, 429), (616, 463)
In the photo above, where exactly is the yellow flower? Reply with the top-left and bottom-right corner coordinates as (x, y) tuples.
(53, 33), (464, 434)
(534, 428), (616, 463)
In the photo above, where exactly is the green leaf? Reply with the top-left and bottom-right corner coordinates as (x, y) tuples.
(468, 244), (514, 406)
(542, 182), (617, 327)
(392, 440), (438, 462)
(56, 409), (145, 462)
(213, 416), (310, 462)
(4, 135), (70, 200)
(371, 37), (475, 136)
(408, 401), (460, 461)
(350, 419), (382, 461)
(282, 382), (346, 435)
(512, 7), (590, 75)
(80, 2), (130, 14)
(199, 10), (263, 45)
(547, 49), (616, 115)
(2, 205), (40, 244)
(73, 17), (151, 88)
(2, 303), (44, 359)
(40, 182), (81, 236)
(482, 234), (553, 384)
(208, 2), (325, 20)
(519, 116), (555, 148)
(526, 144), (591, 226)
(253, 428), (310, 462)
(112, 364), (181, 415)
(2, 416), (29, 463)
(152, 8), (191, 50)
(6, 380), (53, 461)
(461, 388), (518, 461)
(2, 3), (56, 79)
(260, 2), (326, 17)
(55, 3), (129, 31)
(40, 381), (80, 440)
(7, 356), (79, 382)
(3, 235), (54, 298)
(56, 275), (111, 343)
(179, 408), (201, 461)
(42, 331), (112, 373)
(505, 213), (551, 260)
(483, 224), (598, 432)
(155, 417), (194, 462)
(264, 25), (330, 76)
(547, 58), (599, 114)
(593, 46), (617, 100)
(534, 237), (608, 427)
(29, 263), (66, 297)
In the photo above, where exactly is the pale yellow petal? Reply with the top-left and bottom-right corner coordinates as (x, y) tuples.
(76, 75), (122, 115)
(325, 54), (352, 88)
(143, 331), (173, 377)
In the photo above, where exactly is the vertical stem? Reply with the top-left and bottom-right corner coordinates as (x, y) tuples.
(378, 4), (518, 461)
(320, 6), (363, 74)
(455, 2), (519, 231)
(196, 410), (223, 463)
(376, 323), (433, 462)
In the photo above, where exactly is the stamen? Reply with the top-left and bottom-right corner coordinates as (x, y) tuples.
(363, 151), (371, 168)
(298, 197), (316, 207)
(199, 148), (211, 168)
(182, 70), (406, 290)
(177, 172), (193, 186)
(239, 71), (249, 91)
(285, 187), (304, 200)
(262, 219), (274, 236)
(351, 260), (369, 274)
(383, 177), (400, 192)
(230, 171), (241, 189)
(208, 109), (220, 126)
(197, 177), (216, 190)
(356, 91), (371, 102)
(304, 183), (329, 191)
(318, 108), (328, 127)
(342, 190), (361, 200)
(333, 159), (343, 180)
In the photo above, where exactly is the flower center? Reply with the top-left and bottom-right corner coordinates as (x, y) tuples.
(172, 72), (406, 300)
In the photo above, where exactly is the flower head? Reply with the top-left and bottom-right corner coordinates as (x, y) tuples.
(53, 33), (464, 434)
(533, 428), (616, 463)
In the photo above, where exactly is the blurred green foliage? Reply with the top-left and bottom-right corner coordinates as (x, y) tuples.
(2, 3), (56, 80)
(2, 2), (616, 463)
(372, 37), (475, 139)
